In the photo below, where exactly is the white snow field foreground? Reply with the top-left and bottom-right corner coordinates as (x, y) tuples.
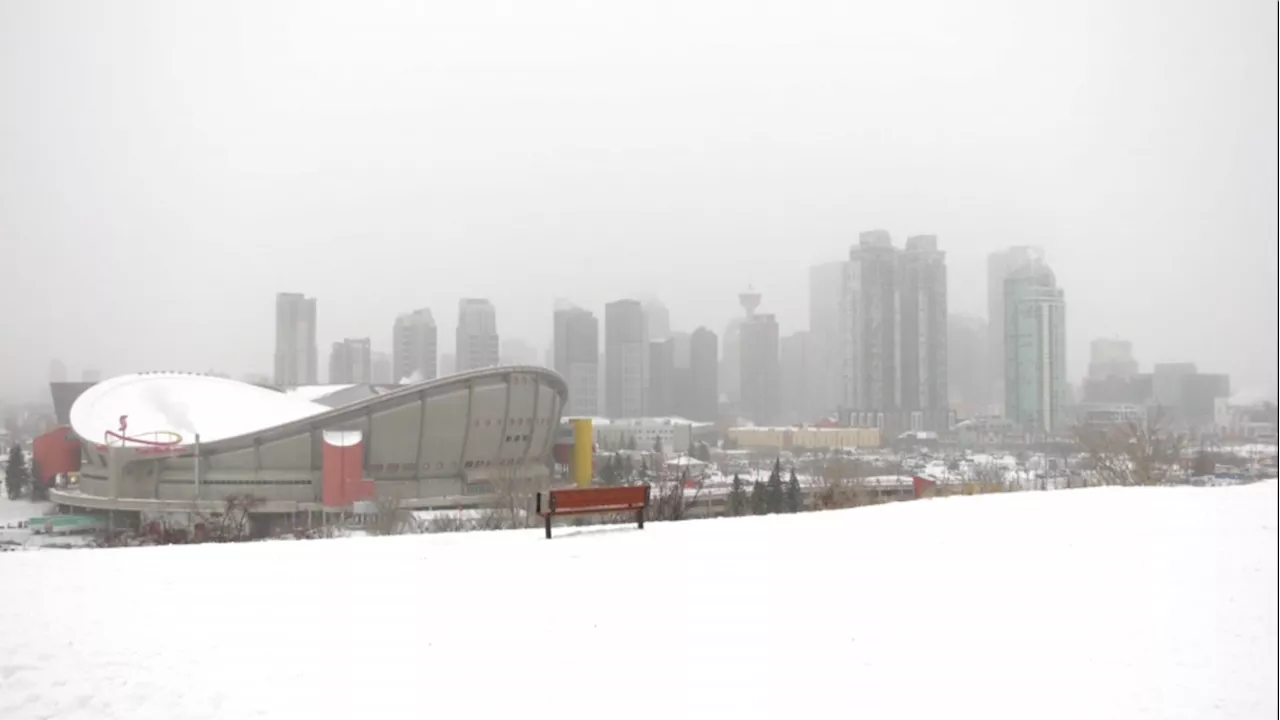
(1, 483), (1276, 720)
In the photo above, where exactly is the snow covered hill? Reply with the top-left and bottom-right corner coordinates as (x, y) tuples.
(1, 482), (1276, 720)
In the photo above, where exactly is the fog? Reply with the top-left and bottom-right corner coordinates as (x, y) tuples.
(1, 0), (1275, 400)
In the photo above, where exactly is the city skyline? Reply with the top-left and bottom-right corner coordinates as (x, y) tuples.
(4, 1), (1273, 404)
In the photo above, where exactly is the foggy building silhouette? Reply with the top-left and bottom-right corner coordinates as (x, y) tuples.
(328, 338), (372, 384)
(689, 327), (719, 422)
(553, 307), (599, 416)
(605, 299), (647, 419)
(899, 235), (949, 432)
(392, 308), (438, 383)
(274, 292), (318, 386)
(456, 299), (499, 372)
(740, 312), (781, 426)
(987, 246), (1044, 412)
(1003, 260), (1068, 435)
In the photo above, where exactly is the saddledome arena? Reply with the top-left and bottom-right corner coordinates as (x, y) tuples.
(50, 367), (568, 519)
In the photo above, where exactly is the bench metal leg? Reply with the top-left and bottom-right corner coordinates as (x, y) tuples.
(637, 509), (645, 531)
(545, 513), (553, 540)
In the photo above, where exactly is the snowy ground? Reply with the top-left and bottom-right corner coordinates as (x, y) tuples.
(1, 482), (1275, 720)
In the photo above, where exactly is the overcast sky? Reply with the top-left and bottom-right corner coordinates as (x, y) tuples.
(1, 0), (1276, 401)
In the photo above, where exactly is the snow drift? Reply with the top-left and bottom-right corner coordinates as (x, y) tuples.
(0, 482), (1275, 719)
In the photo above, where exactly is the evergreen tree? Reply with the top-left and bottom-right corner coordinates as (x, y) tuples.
(694, 442), (712, 462)
(5, 444), (30, 500)
(599, 454), (617, 485)
(749, 480), (767, 515)
(626, 435), (638, 451)
(30, 460), (49, 501)
(728, 473), (746, 516)
(786, 466), (803, 513)
(653, 436), (664, 455)
(766, 458), (784, 513)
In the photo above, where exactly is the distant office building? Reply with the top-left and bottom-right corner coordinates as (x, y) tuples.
(720, 319), (742, 406)
(554, 307), (600, 416)
(648, 339), (676, 417)
(456, 299), (499, 372)
(1152, 363), (1197, 411)
(740, 312), (781, 426)
(1152, 363), (1230, 431)
(721, 287), (762, 410)
(987, 246), (1044, 410)
(372, 352), (393, 384)
(668, 331), (694, 419)
(644, 301), (671, 341)
(605, 299), (647, 418)
(844, 230), (901, 432)
(49, 359), (67, 384)
(1082, 373), (1153, 406)
(689, 327), (719, 422)
(1088, 338), (1139, 381)
(274, 292), (318, 386)
(898, 235), (949, 432)
(1180, 372), (1230, 430)
(947, 315), (989, 420)
(501, 337), (539, 366)
(808, 261), (846, 420)
(328, 338), (373, 384)
(780, 331), (811, 424)
(392, 308), (438, 383)
(1003, 261), (1068, 435)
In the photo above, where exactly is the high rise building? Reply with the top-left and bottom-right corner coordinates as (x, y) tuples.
(840, 231), (951, 434)
(898, 235), (949, 432)
(605, 299), (647, 418)
(274, 292), (318, 386)
(456, 299), (499, 372)
(1088, 338), (1139, 381)
(328, 338), (373, 384)
(1003, 261), (1068, 435)
(780, 331), (811, 424)
(644, 301), (671, 341)
(720, 287), (762, 409)
(987, 246), (1045, 411)
(392, 308), (438, 383)
(500, 337), (539, 366)
(808, 261), (847, 420)
(668, 331), (693, 419)
(844, 231), (901, 432)
(553, 307), (600, 416)
(947, 314), (989, 420)
(49, 359), (67, 384)
(740, 312), (781, 426)
(372, 352), (393, 384)
(648, 339), (676, 417)
(689, 327), (719, 422)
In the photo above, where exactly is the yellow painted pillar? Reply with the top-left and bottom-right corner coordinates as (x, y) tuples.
(572, 418), (594, 488)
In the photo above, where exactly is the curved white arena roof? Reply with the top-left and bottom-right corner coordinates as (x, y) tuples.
(70, 372), (332, 447)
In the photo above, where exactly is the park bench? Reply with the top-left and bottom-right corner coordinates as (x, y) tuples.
(535, 485), (650, 539)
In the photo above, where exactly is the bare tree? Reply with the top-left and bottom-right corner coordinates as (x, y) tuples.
(370, 492), (408, 536)
(1074, 408), (1185, 487)
(185, 494), (264, 542)
(650, 470), (705, 522)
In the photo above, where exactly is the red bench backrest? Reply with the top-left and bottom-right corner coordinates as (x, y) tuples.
(551, 486), (647, 512)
